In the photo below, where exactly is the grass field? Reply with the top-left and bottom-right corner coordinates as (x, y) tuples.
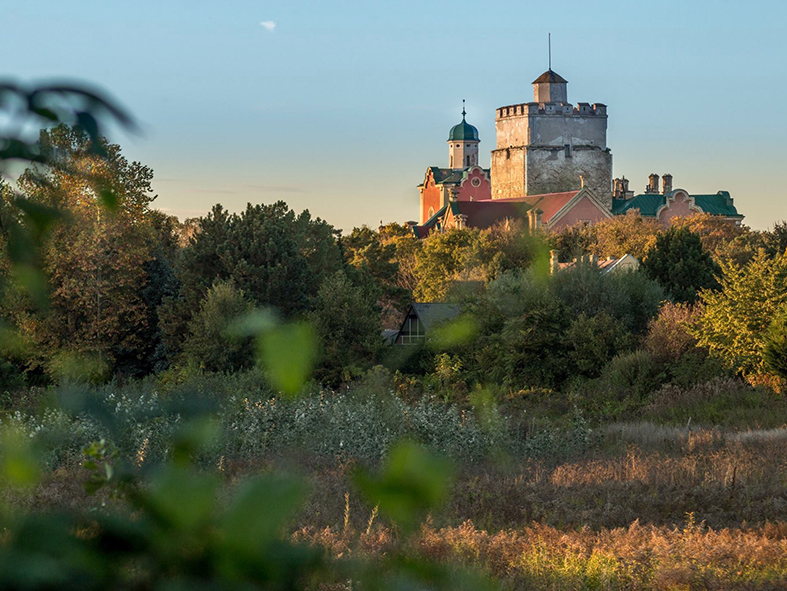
(8, 383), (787, 591)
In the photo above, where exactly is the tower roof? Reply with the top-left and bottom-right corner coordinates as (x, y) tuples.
(448, 104), (479, 142)
(532, 69), (568, 84)
(448, 118), (479, 141)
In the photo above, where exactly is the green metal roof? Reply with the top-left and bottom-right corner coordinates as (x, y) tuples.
(422, 204), (447, 227)
(448, 117), (479, 141)
(612, 191), (741, 218)
(692, 192), (741, 217)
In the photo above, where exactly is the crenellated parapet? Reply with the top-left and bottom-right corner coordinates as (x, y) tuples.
(495, 102), (607, 120)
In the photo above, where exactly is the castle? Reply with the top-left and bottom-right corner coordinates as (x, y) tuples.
(413, 69), (743, 237)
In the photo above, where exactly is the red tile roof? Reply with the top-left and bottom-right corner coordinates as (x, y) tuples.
(465, 191), (580, 227)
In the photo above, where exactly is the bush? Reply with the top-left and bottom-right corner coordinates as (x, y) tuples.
(564, 312), (634, 379)
(581, 350), (666, 419)
(643, 302), (700, 365)
(643, 378), (787, 428)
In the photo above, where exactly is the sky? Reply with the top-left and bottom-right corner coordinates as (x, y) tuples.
(4, 0), (786, 231)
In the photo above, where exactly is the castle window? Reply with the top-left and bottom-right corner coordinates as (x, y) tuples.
(564, 144), (572, 158)
(466, 155), (470, 166)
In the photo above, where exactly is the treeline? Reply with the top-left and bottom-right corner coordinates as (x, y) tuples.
(1, 126), (787, 398)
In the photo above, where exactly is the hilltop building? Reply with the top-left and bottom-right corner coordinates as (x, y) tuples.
(412, 69), (743, 237)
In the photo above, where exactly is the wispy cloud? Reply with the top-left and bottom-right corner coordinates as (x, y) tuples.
(259, 20), (276, 32)
(242, 184), (307, 194)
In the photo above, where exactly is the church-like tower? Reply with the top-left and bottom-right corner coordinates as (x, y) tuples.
(490, 69), (612, 208)
(447, 105), (480, 170)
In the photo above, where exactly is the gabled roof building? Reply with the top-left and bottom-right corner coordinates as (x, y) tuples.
(391, 303), (461, 346)
(411, 69), (743, 237)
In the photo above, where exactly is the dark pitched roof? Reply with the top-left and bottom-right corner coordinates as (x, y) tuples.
(410, 303), (461, 331)
(612, 191), (742, 218)
(419, 166), (490, 188)
(532, 69), (568, 84)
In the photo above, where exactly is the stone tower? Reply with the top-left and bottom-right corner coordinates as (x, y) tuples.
(490, 69), (612, 208)
(447, 105), (480, 170)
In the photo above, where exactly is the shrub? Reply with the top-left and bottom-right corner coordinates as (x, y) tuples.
(564, 312), (634, 379)
(643, 302), (700, 365)
(644, 377), (787, 428)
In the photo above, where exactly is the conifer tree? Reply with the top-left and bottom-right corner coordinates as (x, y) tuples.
(642, 227), (719, 304)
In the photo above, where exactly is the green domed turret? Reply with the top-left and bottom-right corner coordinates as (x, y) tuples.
(448, 113), (479, 142)
(447, 101), (480, 170)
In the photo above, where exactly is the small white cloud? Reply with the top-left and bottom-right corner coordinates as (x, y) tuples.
(260, 20), (276, 32)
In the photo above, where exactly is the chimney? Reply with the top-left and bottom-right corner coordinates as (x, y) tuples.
(646, 174), (659, 194)
(549, 249), (559, 274)
(662, 173), (673, 194)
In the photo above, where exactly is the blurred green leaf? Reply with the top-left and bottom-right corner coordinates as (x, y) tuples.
(469, 387), (497, 431)
(145, 466), (219, 531)
(228, 308), (279, 338)
(1, 430), (41, 488)
(220, 474), (308, 555)
(258, 321), (317, 397)
(48, 350), (109, 384)
(171, 417), (220, 466)
(428, 315), (478, 351)
(355, 441), (454, 533)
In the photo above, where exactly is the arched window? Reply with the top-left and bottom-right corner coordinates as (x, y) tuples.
(428, 206), (435, 218)
(466, 155), (471, 166)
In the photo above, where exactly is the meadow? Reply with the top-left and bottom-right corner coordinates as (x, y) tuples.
(5, 372), (787, 590)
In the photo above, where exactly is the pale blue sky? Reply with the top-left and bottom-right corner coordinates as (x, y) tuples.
(4, 0), (785, 230)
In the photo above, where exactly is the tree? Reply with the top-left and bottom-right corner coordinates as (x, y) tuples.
(412, 229), (483, 301)
(181, 280), (255, 372)
(548, 222), (596, 262)
(642, 227), (720, 304)
(670, 213), (748, 260)
(761, 221), (787, 259)
(693, 250), (787, 377)
(762, 308), (787, 382)
(309, 270), (382, 385)
(342, 225), (410, 326)
(4, 125), (157, 378)
(160, 202), (343, 362)
(590, 211), (662, 259)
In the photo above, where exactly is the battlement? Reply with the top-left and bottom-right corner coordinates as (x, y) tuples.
(495, 102), (607, 120)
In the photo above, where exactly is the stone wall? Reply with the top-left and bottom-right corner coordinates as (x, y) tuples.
(526, 147), (612, 208)
(490, 147), (526, 199)
(494, 103), (607, 150)
(490, 145), (612, 208)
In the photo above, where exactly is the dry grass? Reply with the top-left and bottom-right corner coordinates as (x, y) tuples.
(296, 521), (787, 590)
(9, 423), (787, 589)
